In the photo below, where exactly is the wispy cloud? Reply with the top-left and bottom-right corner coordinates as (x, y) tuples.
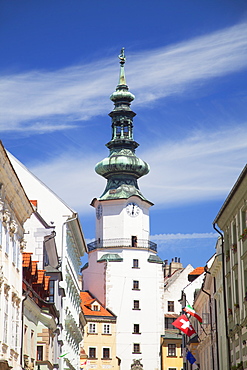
(26, 124), (247, 214)
(1, 22), (247, 132)
(151, 232), (218, 241)
(150, 232), (218, 266)
(141, 125), (247, 207)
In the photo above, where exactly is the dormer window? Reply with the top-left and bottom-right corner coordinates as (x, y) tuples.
(92, 304), (99, 311)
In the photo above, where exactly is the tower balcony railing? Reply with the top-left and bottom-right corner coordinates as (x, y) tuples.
(87, 238), (157, 252)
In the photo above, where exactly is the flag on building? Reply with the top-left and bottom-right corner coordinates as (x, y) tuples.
(183, 304), (202, 323)
(186, 351), (196, 364)
(172, 314), (196, 337)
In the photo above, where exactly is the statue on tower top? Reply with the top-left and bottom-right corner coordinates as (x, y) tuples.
(118, 47), (126, 64)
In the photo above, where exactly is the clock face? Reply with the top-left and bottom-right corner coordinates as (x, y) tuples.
(96, 204), (103, 220)
(126, 202), (140, 217)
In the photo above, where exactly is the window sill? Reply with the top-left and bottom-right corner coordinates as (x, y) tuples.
(132, 288), (140, 291)
(88, 357), (98, 360)
(132, 332), (141, 335)
(132, 352), (142, 354)
(88, 333), (98, 335)
(102, 358), (112, 360)
(102, 333), (112, 336)
(167, 355), (177, 358)
(132, 267), (140, 269)
(132, 308), (141, 310)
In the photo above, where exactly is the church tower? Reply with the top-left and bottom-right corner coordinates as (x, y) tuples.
(83, 49), (164, 370)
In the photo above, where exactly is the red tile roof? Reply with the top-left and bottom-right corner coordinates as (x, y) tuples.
(34, 270), (45, 284)
(80, 291), (114, 317)
(31, 261), (38, 275)
(44, 276), (50, 290)
(30, 200), (37, 207)
(23, 252), (33, 267)
(188, 267), (204, 276)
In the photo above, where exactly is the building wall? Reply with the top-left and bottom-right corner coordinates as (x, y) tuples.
(161, 338), (183, 370)
(95, 197), (151, 242)
(0, 144), (33, 370)
(84, 320), (118, 370)
(9, 153), (87, 370)
(84, 248), (164, 370)
(215, 170), (247, 369)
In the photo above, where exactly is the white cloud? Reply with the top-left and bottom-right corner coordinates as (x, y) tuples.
(0, 21), (247, 132)
(27, 124), (247, 214)
(151, 232), (218, 241)
(140, 125), (247, 207)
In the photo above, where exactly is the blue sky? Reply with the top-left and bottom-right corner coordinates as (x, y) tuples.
(1, 0), (247, 267)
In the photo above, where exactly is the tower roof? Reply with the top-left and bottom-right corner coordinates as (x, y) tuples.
(95, 49), (151, 202)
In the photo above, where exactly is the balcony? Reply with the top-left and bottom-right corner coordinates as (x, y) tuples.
(87, 238), (157, 252)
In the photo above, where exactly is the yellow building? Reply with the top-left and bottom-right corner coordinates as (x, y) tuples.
(161, 325), (183, 370)
(80, 291), (120, 370)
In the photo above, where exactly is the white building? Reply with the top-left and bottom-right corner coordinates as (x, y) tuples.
(0, 142), (33, 370)
(83, 49), (164, 370)
(8, 152), (87, 370)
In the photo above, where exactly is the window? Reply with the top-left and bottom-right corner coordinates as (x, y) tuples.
(133, 280), (139, 290)
(132, 236), (137, 248)
(133, 324), (140, 334)
(168, 343), (176, 357)
(168, 301), (174, 312)
(133, 259), (139, 268)
(31, 330), (35, 358)
(165, 317), (175, 329)
(37, 346), (43, 361)
(103, 324), (111, 334)
(89, 347), (96, 358)
(92, 304), (99, 311)
(12, 237), (17, 264)
(3, 296), (8, 343)
(133, 300), (140, 310)
(49, 280), (55, 302)
(6, 229), (9, 255)
(0, 220), (2, 246)
(133, 343), (141, 354)
(102, 348), (110, 359)
(88, 323), (96, 333)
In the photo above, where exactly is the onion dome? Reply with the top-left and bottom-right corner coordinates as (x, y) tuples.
(95, 48), (150, 202)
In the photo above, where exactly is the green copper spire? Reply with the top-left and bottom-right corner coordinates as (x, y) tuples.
(95, 49), (150, 202)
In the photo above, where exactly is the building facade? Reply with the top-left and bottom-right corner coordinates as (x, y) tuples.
(214, 165), (247, 370)
(162, 260), (194, 370)
(82, 49), (164, 370)
(0, 142), (33, 370)
(8, 152), (87, 370)
(80, 291), (119, 370)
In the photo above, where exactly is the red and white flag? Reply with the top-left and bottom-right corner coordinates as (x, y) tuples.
(183, 305), (202, 323)
(172, 314), (196, 337)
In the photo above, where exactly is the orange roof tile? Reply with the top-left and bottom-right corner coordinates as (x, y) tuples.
(34, 270), (45, 284)
(31, 261), (38, 275)
(44, 276), (50, 290)
(22, 252), (33, 267)
(30, 200), (37, 207)
(188, 267), (204, 276)
(80, 291), (114, 318)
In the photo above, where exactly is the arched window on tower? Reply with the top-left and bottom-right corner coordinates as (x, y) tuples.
(123, 124), (129, 137)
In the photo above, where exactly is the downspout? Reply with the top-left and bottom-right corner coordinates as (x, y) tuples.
(213, 223), (231, 370)
(213, 276), (220, 370)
